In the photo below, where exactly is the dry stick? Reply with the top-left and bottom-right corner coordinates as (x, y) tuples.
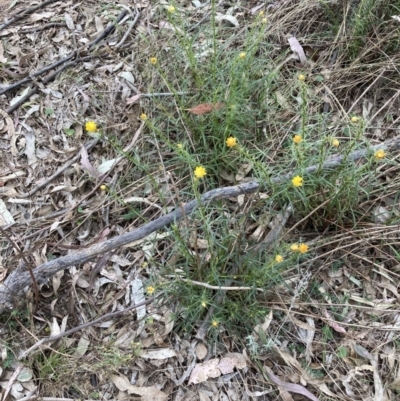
(0, 9), (129, 97)
(88, 9), (128, 50)
(0, 54), (75, 96)
(6, 56), (95, 114)
(20, 22), (67, 33)
(0, 226), (39, 312)
(18, 139), (98, 198)
(0, 0), (57, 31)
(115, 11), (140, 49)
(18, 297), (156, 359)
(1, 137), (400, 311)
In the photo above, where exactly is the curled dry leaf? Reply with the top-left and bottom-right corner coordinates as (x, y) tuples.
(288, 36), (307, 65)
(323, 309), (346, 334)
(264, 366), (320, 401)
(186, 102), (225, 115)
(111, 374), (168, 401)
(188, 353), (247, 384)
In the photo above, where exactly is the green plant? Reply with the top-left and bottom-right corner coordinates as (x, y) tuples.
(102, 1), (398, 345)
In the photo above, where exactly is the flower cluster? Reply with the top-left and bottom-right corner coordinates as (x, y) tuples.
(291, 243), (309, 253)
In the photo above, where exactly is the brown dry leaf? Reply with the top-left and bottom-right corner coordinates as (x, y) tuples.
(264, 366), (320, 401)
(188, 359), (220, 385)
(186, 102), (225, 115)
(126, 93), (142, 105)
(323, 309), (346, 334)
(217, 353), (246, 374)
(195, 342), (208, 360)
(188, 353), (247, 384)
(29, 12), (55, 22)
(140, 348), (177, 360)
(110, 374), (168, 401)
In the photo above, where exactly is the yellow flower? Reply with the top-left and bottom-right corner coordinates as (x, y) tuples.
(375, 149), (386, 159)
(293, 135), (302, 144)
(147, 286), (155, 295)
(167, 5), (176, 13)
(290, 244), (299, 252)
(201, 301), (207, 308)
(194, 166), (207, 179)
(331, 138), (340, 147)
(177, 143), (183, 149)
(275, 254), (283, 263)
(259, 10), (264, 16)
(140, 113), (148, 121)
(239, 52), (246, 59)
(351, 116), (360, 123)
(85, 121), (97, 133)
(211, 320), (219, 327)
(150, 57), (157, 65)
(292, 175), (303, 187)
(226, 136), (237, 148)
(100, 185), (107, 191)
(298, 243), (309, 253)
(262, 17), (267, 23)
(298, 74), (306, 81)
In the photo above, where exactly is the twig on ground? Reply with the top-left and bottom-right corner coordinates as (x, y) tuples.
(1, 136), (400, 310)
(0, 0), (57, 31)
(6, 55), (95, 113)
(249, 203), (293, 253)
(1, 9), (132, 101)
(20, 22), (67, 33)
(115, 10), (140, 49)
(0, 226), (39, 312)
(195, 266), (238, 342)
(17, 139), (98, 198)
(18, 297), (156, 359)
(173, 277), (264, 292)
(88, 9), (128, 50)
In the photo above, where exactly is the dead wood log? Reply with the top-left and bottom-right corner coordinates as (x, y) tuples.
(1, 137), (400, 312)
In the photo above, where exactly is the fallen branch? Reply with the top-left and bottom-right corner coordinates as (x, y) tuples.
(88, 9), (128, 50)
(0, 0), (57, 31)
(1, 137), (400, 311)
(6, 56), (96, 113)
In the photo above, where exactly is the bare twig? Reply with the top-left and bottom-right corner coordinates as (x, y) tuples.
(115, 10), (140, 49)
(0, 226), (39, 312)
(88, 9), (128, 50)
(1, 136), (400, 310)
(20, 22), (67, 33)
(0, 0), (57, 31)
(18, 297), (156, 359)
(173, 276), (264, 292)
(17, 139), (98, 198)
(1, 9), (131, 99)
